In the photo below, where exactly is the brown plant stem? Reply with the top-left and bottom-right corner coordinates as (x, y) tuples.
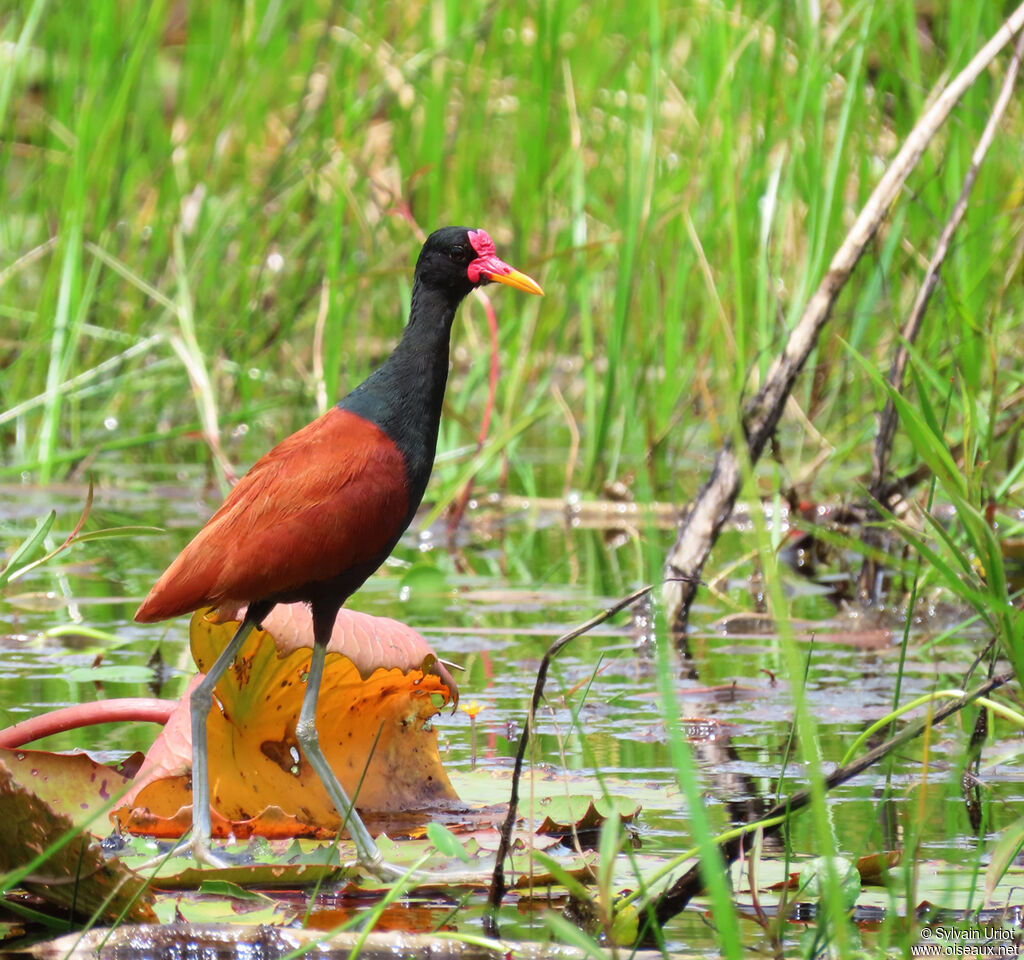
(644, 670), (1012, 934)
(662, 7), (1024, 632)
(482, 584), (652, 936)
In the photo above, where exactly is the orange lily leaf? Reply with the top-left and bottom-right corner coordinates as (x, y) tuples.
(114, 604), (459, 838)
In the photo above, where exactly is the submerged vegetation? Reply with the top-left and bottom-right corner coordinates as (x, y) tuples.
(4, 1), (1024, 956)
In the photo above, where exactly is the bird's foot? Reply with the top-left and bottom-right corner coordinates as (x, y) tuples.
(135, 833), (228, 872)
(190, 833), (229, 869)
(345, 849), (407, 883)
(347, 851), (462, 886)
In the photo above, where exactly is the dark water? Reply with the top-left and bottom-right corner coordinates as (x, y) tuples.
(1, 477), (1021, 955)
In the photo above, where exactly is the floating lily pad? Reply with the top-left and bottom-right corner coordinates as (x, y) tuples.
(0, 756), (154, 922)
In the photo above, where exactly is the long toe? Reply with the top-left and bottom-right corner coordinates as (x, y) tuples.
(355, 856), (465, 886)
(135, 834), (228, 872)
(190, 833), (228, 869)
(356, 856), (414, 884)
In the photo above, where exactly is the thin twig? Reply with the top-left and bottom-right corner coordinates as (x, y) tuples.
(446, 290), (500, 536)
(311, 278), (332, 416)
(870, 29), (1024, 501)
(0, 236), (57, 290)
(482, 584), (653, 935)
(645, 670), (1013, 932)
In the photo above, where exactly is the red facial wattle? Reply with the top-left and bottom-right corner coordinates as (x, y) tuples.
(466, 229), (544, 295)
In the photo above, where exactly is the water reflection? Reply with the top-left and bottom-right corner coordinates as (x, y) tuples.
(0, 481), (1019, 950)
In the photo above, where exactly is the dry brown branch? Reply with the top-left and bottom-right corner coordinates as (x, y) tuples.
(483, 584), (653, 936)
(663, 6), (1024, 632)
(856, 28), (1024, 599)
(643, 670), (1013, 935)
(870, 30), (1024, 501)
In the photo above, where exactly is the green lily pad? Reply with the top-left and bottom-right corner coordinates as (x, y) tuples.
(537, 795), (641, 834)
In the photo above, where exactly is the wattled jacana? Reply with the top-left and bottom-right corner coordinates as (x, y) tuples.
(136, 227), (543, 870)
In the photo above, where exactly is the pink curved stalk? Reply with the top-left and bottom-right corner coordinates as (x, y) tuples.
(448, 291), (500, 534)
(0, 699), (175, 748)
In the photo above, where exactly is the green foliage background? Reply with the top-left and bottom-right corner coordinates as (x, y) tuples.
(4, 1), (1022, 508)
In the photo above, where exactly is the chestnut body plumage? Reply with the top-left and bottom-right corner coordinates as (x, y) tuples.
(137, 409), (410, 621)
(136, 227), (543, 870)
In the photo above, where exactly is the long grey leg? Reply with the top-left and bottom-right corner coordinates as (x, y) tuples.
(295, 640), (385, 870)
(188, 617), (257, 866)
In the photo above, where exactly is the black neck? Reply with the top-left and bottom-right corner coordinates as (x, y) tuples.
(338, 281), (461, 515)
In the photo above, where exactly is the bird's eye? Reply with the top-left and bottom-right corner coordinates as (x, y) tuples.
(449, 244), (467, 261)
